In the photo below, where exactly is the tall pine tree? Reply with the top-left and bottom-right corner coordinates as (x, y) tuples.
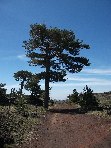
(23, 24), (90, 108)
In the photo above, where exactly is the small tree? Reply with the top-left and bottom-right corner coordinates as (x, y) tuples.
(0, 83), (8, 105)
(0, 83), (6, 96)
(25, 74), (41, 97)
(68, 86), (99, 111)
(68, 89), (79, 103)
(79, 85), (99, 111)
(14, 70), (32, 93)
(25, 74), (43, 106)
(14, 92), (28, 116)
(23, 24), (90, 108)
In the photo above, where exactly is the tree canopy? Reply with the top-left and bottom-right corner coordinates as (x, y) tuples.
(24, 74), (41, 97)
(14, 70), (32, 93)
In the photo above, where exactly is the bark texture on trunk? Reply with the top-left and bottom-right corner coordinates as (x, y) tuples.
(44, 48), (50, 109)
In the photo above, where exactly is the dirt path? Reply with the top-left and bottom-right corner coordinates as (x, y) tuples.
(22, 106), (111, 148)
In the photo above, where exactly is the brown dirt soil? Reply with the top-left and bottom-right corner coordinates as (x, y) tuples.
(22, 104), (111, 148)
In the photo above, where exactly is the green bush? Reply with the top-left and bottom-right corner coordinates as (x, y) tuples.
(68, 86), (99, 111)
(28, 95), (43, 106)
(0, 110), (14, 147)
(0, 83), (9, 105)
(0, 105), (39, 147)
(68, 89), (79, 103)
(79, 85), (99, 111)
(14, 92), (29, 117)
(0, 86), (45, 147)
(0, 107), (26, 147)
(79, 85), (99, 110)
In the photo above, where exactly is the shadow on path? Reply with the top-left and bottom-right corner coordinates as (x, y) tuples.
(48, 108), (86, 115)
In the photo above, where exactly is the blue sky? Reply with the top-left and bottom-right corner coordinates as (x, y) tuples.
(0, 0), (111, 100)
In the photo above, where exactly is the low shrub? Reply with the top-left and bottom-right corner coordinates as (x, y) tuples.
(68, 86), (99, 111)
(0, 105), (40, 147)
(68, 89), (79, 103)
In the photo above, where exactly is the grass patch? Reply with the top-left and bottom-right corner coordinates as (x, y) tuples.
(86, 110), (111, 119)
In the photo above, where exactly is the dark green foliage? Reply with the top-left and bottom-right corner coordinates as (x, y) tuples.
(14, 70), (32, 82)
(68, 89), (79, 103)
(29, 96), (43, 106)
(25, 74), (41, 97)
(0, 109), (14, 147)
(24, 74), (44, 106)
(24, 23), (90, 72)
(0, 83), (6, 96)
(0, 83), (9, 105)
(14, 71), (43, 106)
(9, 88), (17, 105)
(0, 107), (39, 147)
(68, 86), (99, 111)
(23, 23), (90, 108)
(14, 70), (32, 93)
(37, 70), (66, 82)
(0, 81), (45, 147)
(79, 85), (99, 111)
(14, 92), (28, 116)
(0, 107), (28, 147)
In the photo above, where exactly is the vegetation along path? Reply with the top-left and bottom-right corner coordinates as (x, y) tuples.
(22, 105), (111, 148)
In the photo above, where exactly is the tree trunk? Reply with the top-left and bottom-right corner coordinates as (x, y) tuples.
(44, 51), (50, 109)
(20, 81), (24, 94)
(44, 71), (50, 109)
